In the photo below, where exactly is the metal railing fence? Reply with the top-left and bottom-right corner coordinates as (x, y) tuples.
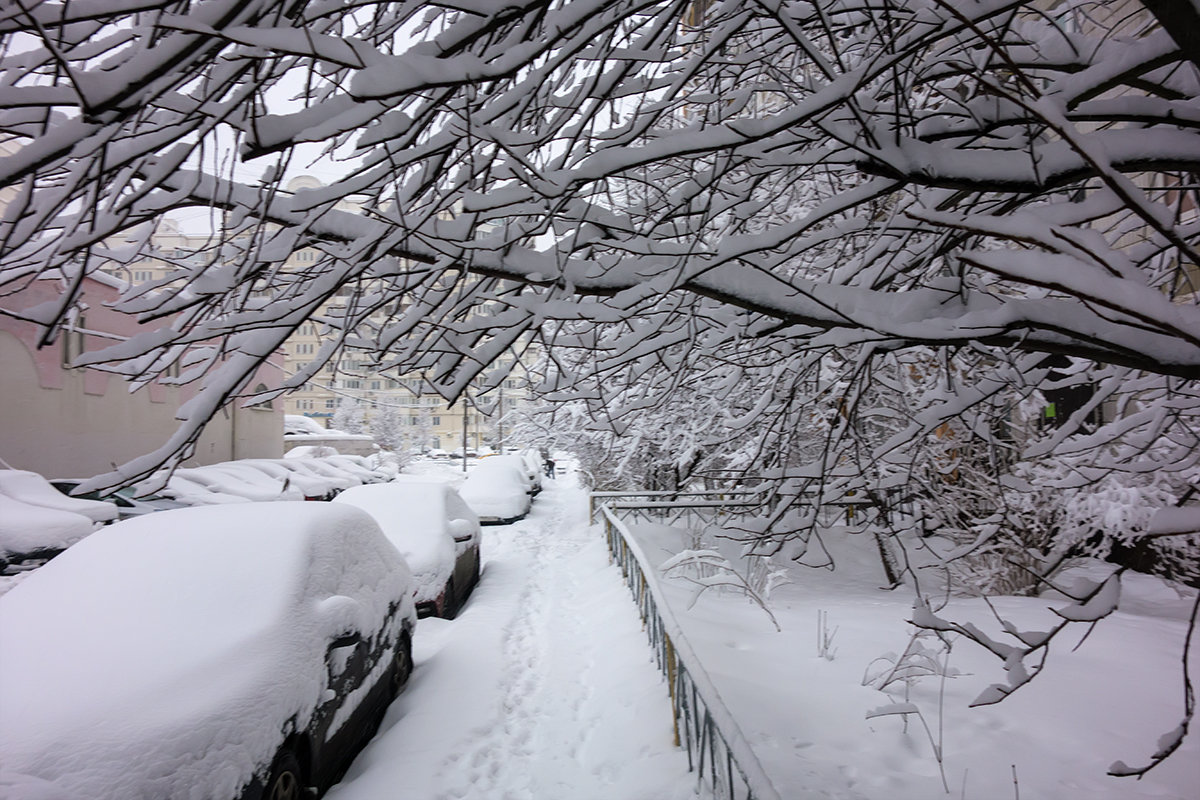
(591, 486), (910, 530)
(598, 503), (782, 800)
(589, 489), (768, 529)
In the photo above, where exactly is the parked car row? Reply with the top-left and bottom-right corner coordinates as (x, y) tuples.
(0, 456), (391, 570)
(0, 448), (557, 799)
(136, 454), (392, 505)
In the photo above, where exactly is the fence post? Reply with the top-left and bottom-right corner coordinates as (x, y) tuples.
(666, 634), (680, 747)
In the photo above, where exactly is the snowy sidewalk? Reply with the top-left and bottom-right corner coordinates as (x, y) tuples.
(326, 478), (700, 800)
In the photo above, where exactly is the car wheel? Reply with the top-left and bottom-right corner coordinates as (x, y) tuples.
(264, 748), (304, 800)
(390, 632), (413, 698)
(441, 578), (458, 619)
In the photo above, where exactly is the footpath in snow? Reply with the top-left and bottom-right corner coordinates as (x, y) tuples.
(327, 476), (699, 800)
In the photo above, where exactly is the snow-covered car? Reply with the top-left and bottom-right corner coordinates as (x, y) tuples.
(234, 459), (342, 501)
(520, 450), (549, 494)
(277, 455), (360, 494)
(0, 502), (417, 800)
(0, 469), (118, 525)
(179, 464), (307, 502)
(284, 414), (331, 436)
(325, 454), (389, 484)
(50, 480), (188, 519)
(285, 444), (341, 459)
(137, 472), (253, 506)
(363, 452), (404, 481)
(285, 456), (370, 490)
(334, 479), (481, 618)
(477, 455), (538, 495)
(0, 495), (94, 569)
(459, 458), (533, 524)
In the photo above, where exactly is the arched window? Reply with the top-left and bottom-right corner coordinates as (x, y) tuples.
(247, 383), (274, 410)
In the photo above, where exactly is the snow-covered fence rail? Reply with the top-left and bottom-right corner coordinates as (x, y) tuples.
(589, 487), (896, 529)
(597, 504), (782, 800)
(589, 489), (767, 529)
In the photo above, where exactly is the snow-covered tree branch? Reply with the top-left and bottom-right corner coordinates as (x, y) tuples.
(2, 0), (1199, 769)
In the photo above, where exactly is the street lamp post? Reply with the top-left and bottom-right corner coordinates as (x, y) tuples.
(497, 382), (504, 455)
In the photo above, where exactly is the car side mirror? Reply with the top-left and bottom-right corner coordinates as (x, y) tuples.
(316, 594), (364, 638)
(327, 632), (362, 678)
(448, 518), (475, 543)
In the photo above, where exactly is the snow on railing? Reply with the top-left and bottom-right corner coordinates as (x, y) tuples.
(597, 503), (782, 800)
(591, 486), (909, 529)
(589, 489), (768, 529)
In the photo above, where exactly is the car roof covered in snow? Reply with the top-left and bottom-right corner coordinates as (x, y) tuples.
(333, 482), (457, 602)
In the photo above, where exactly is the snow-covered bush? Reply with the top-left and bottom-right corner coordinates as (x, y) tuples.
(369, 407), (405, 452)
(331, 399), (367, 436)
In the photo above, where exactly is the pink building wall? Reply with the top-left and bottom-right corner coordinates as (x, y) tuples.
(0, 273), (283, 479)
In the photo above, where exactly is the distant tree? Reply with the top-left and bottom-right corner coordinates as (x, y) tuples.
(330, 398), (366, 435)
(402, 407), (435, 453)
(369, 406), (404, 451)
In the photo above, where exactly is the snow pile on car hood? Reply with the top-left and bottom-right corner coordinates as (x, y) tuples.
(0, 502), (414, 800)
(333, 483), (456, 603)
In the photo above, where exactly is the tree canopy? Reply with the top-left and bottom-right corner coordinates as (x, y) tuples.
(2, 0), (1199, 773)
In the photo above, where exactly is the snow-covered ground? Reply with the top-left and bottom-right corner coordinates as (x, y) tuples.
(348, 471), (1195, 800)
(3, 467), (1195, 799)
(631, 522), (1200, 800)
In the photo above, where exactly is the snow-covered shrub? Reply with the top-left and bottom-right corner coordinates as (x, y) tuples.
(661, 549), (785, 631)
(369, 407), (405, 452)
(331, 398), (367, 435)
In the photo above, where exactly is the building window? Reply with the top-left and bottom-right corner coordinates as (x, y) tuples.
(432, 416), (441, 426)
(370, 380), (381, 390)
(326, 398), (337, 409)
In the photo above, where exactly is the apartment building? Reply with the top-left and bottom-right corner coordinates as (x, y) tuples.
(111, 176), (539, 454)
